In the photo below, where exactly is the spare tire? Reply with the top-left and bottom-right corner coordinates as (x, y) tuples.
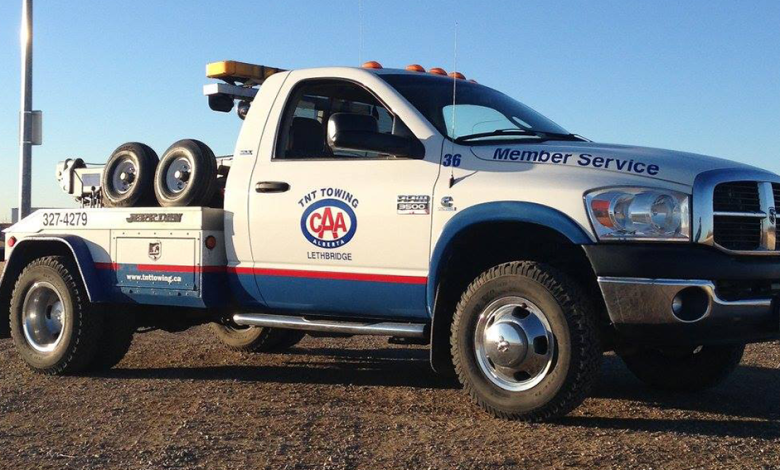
(102, 142), (159, 207)
(154, 139), (217, 207)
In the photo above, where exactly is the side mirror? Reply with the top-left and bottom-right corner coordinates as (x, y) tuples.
(327, 113), (424, 159)
(208, 93), (234, 113)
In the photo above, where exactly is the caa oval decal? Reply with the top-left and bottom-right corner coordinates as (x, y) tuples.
(300, 199), (358, 249)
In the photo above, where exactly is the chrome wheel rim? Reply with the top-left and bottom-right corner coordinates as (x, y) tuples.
(165, 156), (192, 194)
(22, 282), (66, 353)
(474, 296), (555, 391)
(111, 159), (137, 194)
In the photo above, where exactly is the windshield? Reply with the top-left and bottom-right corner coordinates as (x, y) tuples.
(380, 73), (571, 142)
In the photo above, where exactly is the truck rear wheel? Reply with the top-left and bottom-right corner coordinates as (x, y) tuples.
(210, 323), (306, 353)
(451, 261), (601, 421)
(88, 308), (135, 371)
(102, 142), (159, 207)
(619, 344), (744, 391)
(9, 256), (103, 375)
(154, 139), (217, 207)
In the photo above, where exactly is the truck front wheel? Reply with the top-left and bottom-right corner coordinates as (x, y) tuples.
(619, 344), (744, 391)
(451, 261), (601, 421)
(9, 256), (103, 375)
(211, 323), (306, 353)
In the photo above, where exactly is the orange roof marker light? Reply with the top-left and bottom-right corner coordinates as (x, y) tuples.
(449, 71), (466, 80)
(406, 64), (426, 72)
(429, 67), (447, 76)
(362, 61), (383, 69)
(468, 79), (478, 84)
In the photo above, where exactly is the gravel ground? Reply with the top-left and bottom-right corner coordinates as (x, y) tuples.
(1, 326), (780, 470)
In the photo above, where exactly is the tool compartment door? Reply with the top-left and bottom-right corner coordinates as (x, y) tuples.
(114, 236), (198, 290)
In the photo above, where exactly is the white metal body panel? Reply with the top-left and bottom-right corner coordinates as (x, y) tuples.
(430, 142), (696, 249)
(5, 207), (225, 271)
(245, 67), (443, 278)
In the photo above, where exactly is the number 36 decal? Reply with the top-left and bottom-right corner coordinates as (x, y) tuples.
(442, 153), (462, 167)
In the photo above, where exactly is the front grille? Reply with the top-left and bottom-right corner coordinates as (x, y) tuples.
(712, 181), (764, 252)
(773, 183), (780, 209)
(713, 216), (762, 250)
(713, 181), (760, 212)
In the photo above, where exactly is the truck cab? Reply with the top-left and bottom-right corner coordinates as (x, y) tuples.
(2, 60), (779, 421)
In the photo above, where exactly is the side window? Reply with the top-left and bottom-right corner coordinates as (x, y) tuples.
(276, 80), (411, 159)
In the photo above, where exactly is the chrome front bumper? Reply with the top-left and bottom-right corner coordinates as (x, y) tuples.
(597, 277), (778, 344)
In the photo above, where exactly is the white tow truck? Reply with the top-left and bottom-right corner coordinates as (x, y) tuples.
(2, 60), (779, 421)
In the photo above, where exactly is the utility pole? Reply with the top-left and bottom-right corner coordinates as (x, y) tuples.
(19, 0), (37, 220)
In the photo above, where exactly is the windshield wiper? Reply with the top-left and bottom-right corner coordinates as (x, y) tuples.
(454, 128), (586, 144)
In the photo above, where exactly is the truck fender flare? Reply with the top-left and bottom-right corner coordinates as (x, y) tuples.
(427, 201), (594, 313)
(1, 235), (108, 304)
(425, 202), (594, 374)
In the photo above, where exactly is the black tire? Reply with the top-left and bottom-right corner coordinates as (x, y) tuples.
(210, 324), (306, 353)
(619, 344), (745, 391)
(154, 139), (217, 207)
(451, 261), (601, 421)
(9, 256), (103, 375)
(271, 329), (307, 350)
(88, 307), (136, 371)
(102, 142), (159, 207)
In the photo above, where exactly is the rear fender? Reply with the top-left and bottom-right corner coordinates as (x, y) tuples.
(0, 235), (107, 338)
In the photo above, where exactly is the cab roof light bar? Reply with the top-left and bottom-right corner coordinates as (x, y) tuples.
(206, 60), (285, 86)
(204, 60), (286, 115)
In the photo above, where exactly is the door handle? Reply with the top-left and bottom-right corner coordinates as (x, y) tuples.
(255, 181), (290, 193)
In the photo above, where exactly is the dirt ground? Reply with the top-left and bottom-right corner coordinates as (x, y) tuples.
(0, 325), (779, 470)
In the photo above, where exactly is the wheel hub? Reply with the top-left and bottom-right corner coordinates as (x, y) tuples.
(119, 171), (134, 184)
(166, 157), (192, 193)
(111, 159), (137, 194)
(22, 282), (66, 353)
(484, 321), (528, 368)
(474, 296), (555, 392)
(173, 168), (190, 182)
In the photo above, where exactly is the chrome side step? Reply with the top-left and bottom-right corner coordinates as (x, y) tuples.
(232, 313), (427, 338)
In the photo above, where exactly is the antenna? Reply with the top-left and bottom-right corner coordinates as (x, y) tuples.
(358, 0), (364, 65)
(449, 21), (458, 188)
(450, 21), (458, 145)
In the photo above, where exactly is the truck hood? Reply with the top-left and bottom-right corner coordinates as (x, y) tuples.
(470, 140), (774, 186)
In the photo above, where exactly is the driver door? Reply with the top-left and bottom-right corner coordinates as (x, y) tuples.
(247, 75), (442, 319)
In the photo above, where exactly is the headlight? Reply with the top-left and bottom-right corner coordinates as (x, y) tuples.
(585, 187), (690, 241)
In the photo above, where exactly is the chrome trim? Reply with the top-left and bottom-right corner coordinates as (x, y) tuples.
(232, 313), (426, 338)
(712, 211), (766, 218)
(473, 296), (555, 392)
(597, 277), (773, 327)
(692, 169), (780, 256)
(759, 182), (777, 251)
(22, 281), (66, 353)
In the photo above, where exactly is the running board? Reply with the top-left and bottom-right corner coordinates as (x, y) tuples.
(232, 313), (427, 338)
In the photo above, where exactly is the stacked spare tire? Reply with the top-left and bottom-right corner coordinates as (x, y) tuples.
(102, 139), (218, 207)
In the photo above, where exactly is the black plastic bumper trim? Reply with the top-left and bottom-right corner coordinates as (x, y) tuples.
(584, 243), (780, 281)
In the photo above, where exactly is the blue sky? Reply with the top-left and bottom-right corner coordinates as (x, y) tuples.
(0, 1), (778, 221)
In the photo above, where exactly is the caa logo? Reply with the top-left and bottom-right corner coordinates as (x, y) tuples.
(300, 199), (358, 249)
